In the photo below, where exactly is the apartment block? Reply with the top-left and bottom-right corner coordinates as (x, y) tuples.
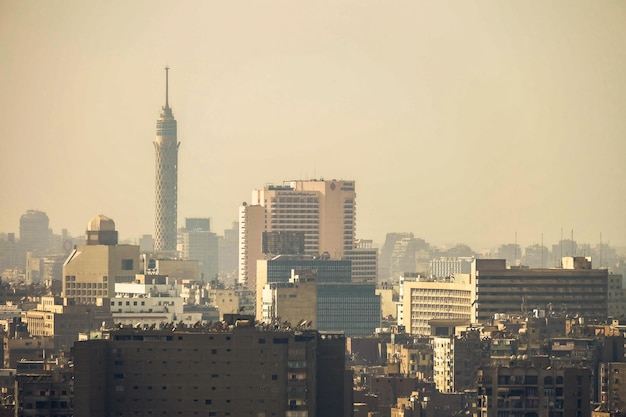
(72, 320), (348, 417)
(477, 362), (591, 417)
(472, 257), (608, 323)
(399, 274), (474, 336)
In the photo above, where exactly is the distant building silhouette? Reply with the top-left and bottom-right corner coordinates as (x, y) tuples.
(181, 219), (218, 282)
(217, 221), (238, 280)
(19, 210), (49, 255)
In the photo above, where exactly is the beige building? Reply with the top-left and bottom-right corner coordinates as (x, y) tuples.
(399, 274), (474, 336)
(376, 287), (396, 319)
(239, 179), (357, 290)
(472, 257), (608, 323)
(23, 296), (111, 351)
(146, 258), (199, 281)
(62, 215), (140, 304)
(345, 239), (378, 283)
(3, 337), (55, 368)
(206, 287), (241, 317)
(261, 271), (317, 327)
(238, 203), (265, 290)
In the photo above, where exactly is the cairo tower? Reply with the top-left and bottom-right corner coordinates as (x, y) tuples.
(154, 67), (179, 253)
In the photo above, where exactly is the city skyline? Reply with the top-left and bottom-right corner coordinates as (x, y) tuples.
(1, 1), (625, 249)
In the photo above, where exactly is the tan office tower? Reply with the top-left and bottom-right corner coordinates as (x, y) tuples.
(154, 67), (179, 253)
(62, 215), (140, 304)
(238, 179), (356, 289)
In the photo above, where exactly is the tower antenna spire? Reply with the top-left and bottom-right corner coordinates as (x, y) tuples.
(164, 66), (170, 109)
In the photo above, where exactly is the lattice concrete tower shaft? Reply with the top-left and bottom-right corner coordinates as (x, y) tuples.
(154, 67), (179, 252)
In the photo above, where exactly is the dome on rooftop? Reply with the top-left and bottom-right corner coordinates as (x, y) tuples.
(87, 215), (116, 232)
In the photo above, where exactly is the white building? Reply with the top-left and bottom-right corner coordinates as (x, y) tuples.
(399, 273), (474, 336)
(428, 256), (474, 279)
(111, 275), (194, 326)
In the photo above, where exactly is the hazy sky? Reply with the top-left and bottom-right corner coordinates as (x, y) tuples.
(1, 1), (625, 250)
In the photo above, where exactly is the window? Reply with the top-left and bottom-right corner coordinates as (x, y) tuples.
(121, 259), (134, 270)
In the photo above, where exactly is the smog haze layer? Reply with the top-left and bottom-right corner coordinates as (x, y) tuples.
(1, 0), (625, 249)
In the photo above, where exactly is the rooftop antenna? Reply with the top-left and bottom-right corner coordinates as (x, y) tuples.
(164, 66), (170, 109)
(600, 232), (603, 268)
(514, 231), (517, 266)
(560, 228), (563, 267)
(541, 233), (545, 268)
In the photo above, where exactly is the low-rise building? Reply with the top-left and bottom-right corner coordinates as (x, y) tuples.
(477, 361), (591, 417)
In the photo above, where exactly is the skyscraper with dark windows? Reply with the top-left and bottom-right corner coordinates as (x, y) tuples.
(154, 67), (179, 253)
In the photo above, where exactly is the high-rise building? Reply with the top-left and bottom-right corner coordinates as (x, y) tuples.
(344, 239), (378, 283)
(182, 218), (217, 282)
(154, 67), (179, 253)
(238, 203), (265, 290)
(239, 179), (356, 289)
(257, 255), (380, 337)
(182, 229), (218, 282)
(19, 210), (49, 254)
(380, 233), (428, 281)
(218, 221), (239, 280)
(62, 215), (140, 304)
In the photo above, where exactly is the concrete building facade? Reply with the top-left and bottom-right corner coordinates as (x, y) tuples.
(428, 256), (473, 279)
(399, 274), (474, 336)
(62, 215), (140, 304)
(477, 362), (591, 417)
(472, 257), (608, 323)
(72, 323), (348, 417)
(238, 203), (265, 290)
(432, 329), (486, 393)
(345, 239), (378, 283)
(261, 272), (318, 328)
